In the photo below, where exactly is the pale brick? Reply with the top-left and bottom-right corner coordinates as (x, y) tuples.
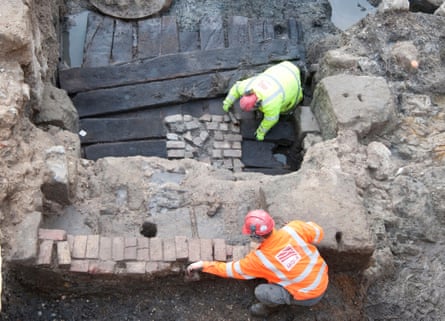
(175, 236), (188, 260)
(163, 238), (176, 262)
(232, 245), (249, 261)
(212, 115), (224, 122)
(137, 237), (149, 261)
(213, 141), (230, 149)
(112, 237), (125, 261)
(188, 238), (201, 262)
(99, 236), (112, 260)
(37, 240), (53, 266)
(57, 241), (71, 267)
(212, 149), (222, 158)
(149, 238), (163, 261)
(72, 235), (87, 259)
(89, 260), (115, 274)
(146, 262), (159, 274)
(126, 262), (146, 274)
(70, 260), (89, 273)
(168, 149), (185, 158)
(200, 239), (213, 261)
(167, 140), (186, 149)
(224, 134), (243, 141)
(85, 235), (100, 259)
(39, 228), (67, 241)
(124, 237), (137, 260)
(165, 114), (183, 123)
(213, 239), (227, 261)
(223, 149), (242, 158)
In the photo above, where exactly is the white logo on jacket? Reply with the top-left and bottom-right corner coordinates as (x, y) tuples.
(276, 244), (301, 271)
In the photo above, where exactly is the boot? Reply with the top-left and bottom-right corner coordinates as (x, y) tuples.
(249, 303), (279, 317)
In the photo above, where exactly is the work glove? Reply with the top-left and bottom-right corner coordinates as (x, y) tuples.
(255, 129), (265, 141)
(186, 261), (204, 276)
(222, 102), (231, 113)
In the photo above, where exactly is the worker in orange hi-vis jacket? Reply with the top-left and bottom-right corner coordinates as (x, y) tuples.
(186, 209), (329, 317)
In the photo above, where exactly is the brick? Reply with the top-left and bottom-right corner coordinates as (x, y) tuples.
(124, 237), (137, 260)
(72, 235), (87, 259)
(213, 141), (230, 149)
(232, 245), (249, 261)
(126, 262), (146, 274)
(212, 149), (222, 158)
(167, 141), (186, 149)
(37, 240), (54, 266)
(175, 236), (188, 260)
(231, 141), (241, 149)
(146, 261), (159, 274)
(99, 236), (112, 260)
(89, 260), (115, 274)
(149, 238), (163, 261)
(168, 149), (185, 158)
(67, 235), (74, 251)
(70, 259), (89, 273)
(224, 134), (243, 141)
(163, 238), (176, 262)
(112, 237), (125, 261)
(213, 239), (227, 261)
(212, 115), (224, 122)
(200, 239), (213, 261)
(223, 149), (242, 158)
(137, 237), (149, 261)
(57, 241), (71, 267)
(188, 238), (201, 262)
(219, 123), (229, 131)
(226, 244), (233, 258)
(39, 228), (67, 241)
(85, 235), (100, 259)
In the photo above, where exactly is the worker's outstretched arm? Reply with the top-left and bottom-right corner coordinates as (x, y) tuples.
(222, 79), (249, 112)
(255, 111), (280, 141)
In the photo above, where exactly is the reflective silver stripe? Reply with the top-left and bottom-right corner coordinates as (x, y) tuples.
(278, 63), (302, 103)
(261, 74), (285, 105)
(226, 262), (234, 278)
(306, 222), (321, 243)
(245, 77), (257, 93)
(299, 262), (327, 293)
(264, 114), (279, 122)
(255, 250), (288, 281)
(280, 250), (319, 287)
(226, 94), (237, 105)
(282, 226), (312, 256)
(257, 126), (268, 134)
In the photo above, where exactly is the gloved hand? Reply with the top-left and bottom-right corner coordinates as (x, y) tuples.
(222, 102), (231, 112)
(186, 261), (204, 276)
(255, 129), (265, 141)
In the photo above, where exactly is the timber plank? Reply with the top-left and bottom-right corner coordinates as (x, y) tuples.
(179, 31), (199, 52)
(137, 18), (161, 59)
(228, 16), (249, 47)
(240, 118), (295, 143)
(83, 13), (114, 67)
(79, 117), (167, 144)
(111, 19), (134, 64)
(241, 140), (284, 168)
(199, 15), (225, 50)
(60, 39), (301, 93)
(84, 140), (167, 160)
(249, 18), (274, 42)
(160, 16), (179, 54)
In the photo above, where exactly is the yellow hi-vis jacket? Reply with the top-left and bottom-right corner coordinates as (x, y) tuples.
(202, 220), (328, 301)
(223, 61), (303, 137)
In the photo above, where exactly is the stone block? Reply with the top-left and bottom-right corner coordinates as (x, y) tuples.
(85, 235), (100, 259)
(200, 239), (213, 261)
(150, 238), (163, 261)
(57, 241), (71, 267)
(89, 260), (115, 274)
(175, 236), (188, 260)
(112, 237), (125, 261)
(39, 229), (67, 241)
(36, 240), (54, 266)
(213, 239), (227, 261)
(223, 149), (242, 158)
(126, 262), (147, 274)
(72, 235), (87, 259)
(188, 238), (201, 262)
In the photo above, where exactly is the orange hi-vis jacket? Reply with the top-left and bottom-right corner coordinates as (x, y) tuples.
(202, 220), (328, 301)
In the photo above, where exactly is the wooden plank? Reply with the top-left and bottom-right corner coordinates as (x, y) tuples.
(111, 19), (134, 64)
(137, 18), (161, 59)
(83, 13), (114, 67)
(199, 15), (224, 50)
(179, 31), (199, 52)
(241, 140), (284, 168)
(241, 118), (295, 143)
(249, 18), (274, 42)
(227, 16), (249, 47)
(72, 68), (272, 117)
(160, 16), (179, 54)
(79, 117), (167, 144)
(243, 167), (292, 175)
(84, 140), (167, 160)
(60, 39), (301, 93)
(287, 18), (303, 45)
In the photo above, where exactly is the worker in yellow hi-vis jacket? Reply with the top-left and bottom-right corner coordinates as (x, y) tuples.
(222, 61), (303, 141)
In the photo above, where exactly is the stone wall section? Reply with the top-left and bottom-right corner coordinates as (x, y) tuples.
(164, 113), (244, 172)
(37, 228), (253, 276)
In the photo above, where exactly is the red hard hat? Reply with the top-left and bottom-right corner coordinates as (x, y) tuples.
(242, 209), (275, 236)
(240, 93), (258, 112)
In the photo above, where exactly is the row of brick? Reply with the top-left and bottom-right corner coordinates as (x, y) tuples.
(37, 229), (253, 275)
